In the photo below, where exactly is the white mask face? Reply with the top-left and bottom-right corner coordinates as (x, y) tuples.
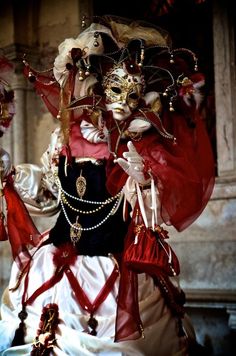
(104, 67), (143, 121)
(105, 101), (132, 121)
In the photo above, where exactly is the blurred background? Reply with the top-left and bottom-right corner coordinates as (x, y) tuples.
(0, 0), (235, 354)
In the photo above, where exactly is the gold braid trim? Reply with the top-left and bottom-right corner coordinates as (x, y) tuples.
(59, 80), (72, 145)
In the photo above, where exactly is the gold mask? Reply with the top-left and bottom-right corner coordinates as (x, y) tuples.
(104, 66), (143, 110)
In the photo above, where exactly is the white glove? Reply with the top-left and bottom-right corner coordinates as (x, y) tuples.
(116, 141), (150, 185)
(0, 147), (12, 178)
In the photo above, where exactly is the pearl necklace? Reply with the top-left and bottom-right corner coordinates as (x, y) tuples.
(61, 192), (106, 214)
(55, 175), (122, 205)
(60, 194), (122, 232)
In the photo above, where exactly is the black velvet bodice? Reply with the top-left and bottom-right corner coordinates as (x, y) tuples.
(49, 156), (129, 256)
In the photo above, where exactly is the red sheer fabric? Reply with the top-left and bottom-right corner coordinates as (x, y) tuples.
(23, 64), (60, 118)
(115, 265), (142, 342)
(3, 177), (41, 269)
(106, 108), (215, 232)
(139, 109), (215, 231)
(110, 106), (214, 341)
(115, 220), (143, 342)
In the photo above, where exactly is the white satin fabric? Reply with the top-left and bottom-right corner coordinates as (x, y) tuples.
(13, 128), (62, 216)
(0, 242), (190, 356)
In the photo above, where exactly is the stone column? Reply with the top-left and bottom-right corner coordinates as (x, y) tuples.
(0, 43), (38, 165)
(11, 66), (28, 164)
(213, 1), (236, 178)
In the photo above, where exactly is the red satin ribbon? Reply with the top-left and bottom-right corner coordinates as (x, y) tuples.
(65, 265), (119, 315)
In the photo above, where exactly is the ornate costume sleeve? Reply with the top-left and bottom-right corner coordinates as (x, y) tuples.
(13, 127), (62, 216)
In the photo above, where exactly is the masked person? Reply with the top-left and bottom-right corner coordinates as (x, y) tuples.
(0, 16), (214, 355)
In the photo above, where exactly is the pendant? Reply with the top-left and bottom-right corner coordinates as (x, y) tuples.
(76, 170), (86, 199)
(70, 216), (82, 245)
(88, 314), (98, 336)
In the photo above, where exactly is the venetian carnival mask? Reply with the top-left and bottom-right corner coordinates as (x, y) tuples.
(104, 65), (143, 121)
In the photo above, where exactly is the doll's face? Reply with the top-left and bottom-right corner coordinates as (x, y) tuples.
(104, 67), (143, 121)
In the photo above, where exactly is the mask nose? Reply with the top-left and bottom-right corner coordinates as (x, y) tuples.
(117, 92), (128, 104)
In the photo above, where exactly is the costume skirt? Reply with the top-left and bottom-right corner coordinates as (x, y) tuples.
(0, 241), (194, 355)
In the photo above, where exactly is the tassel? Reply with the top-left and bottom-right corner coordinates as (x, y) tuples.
(11, 309), (28, 346)
(11, 322), (26, 346)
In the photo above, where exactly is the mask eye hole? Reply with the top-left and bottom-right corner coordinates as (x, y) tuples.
(111, 86), (122, 94)
(129, 92), (139, 100)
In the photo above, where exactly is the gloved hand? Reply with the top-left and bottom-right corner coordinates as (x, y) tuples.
(115, 141), (150, 185)
(0, 147), (12, 179)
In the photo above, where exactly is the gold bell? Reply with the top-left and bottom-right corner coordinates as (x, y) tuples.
(81, 15), (86, 29)
(28, 71), (36, 82)
(170, 54), (175, 64)
(78, 69), (84, 81)
(85, 66), (90, 76)
(169, 101), (175, 112)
